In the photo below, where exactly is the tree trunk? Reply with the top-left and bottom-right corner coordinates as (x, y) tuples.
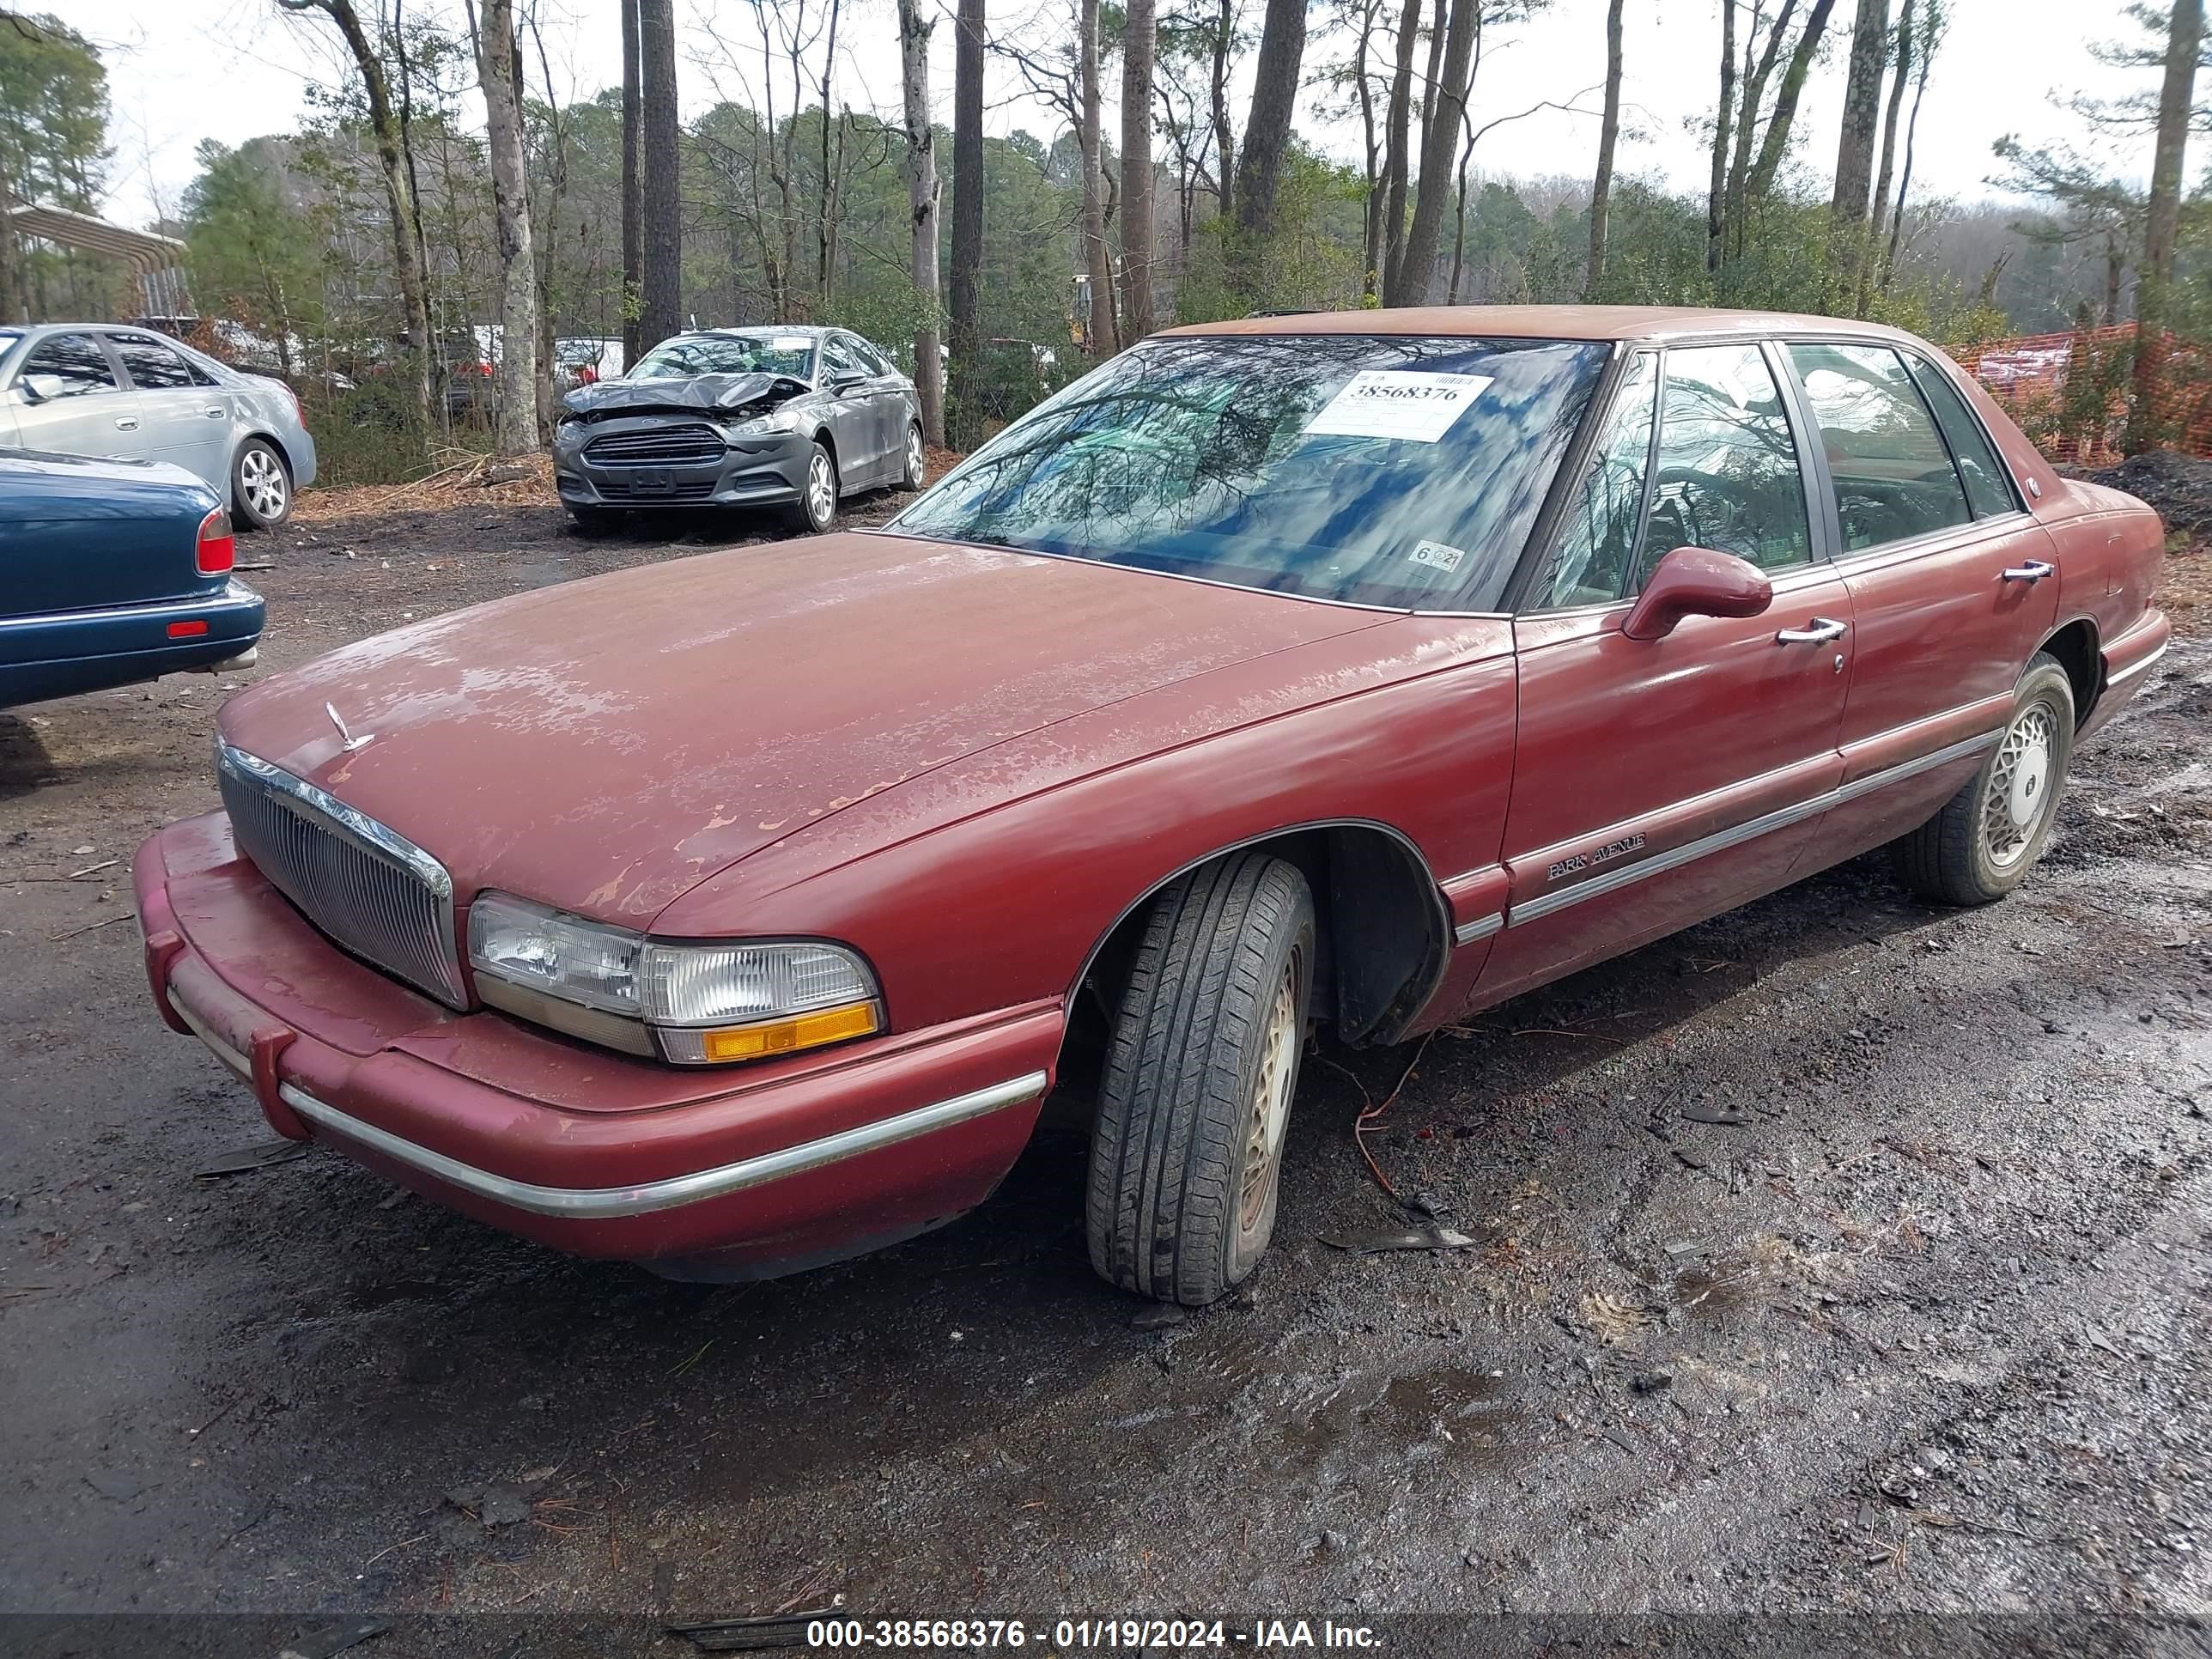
(1394, 0), (1477, 306)
(1233, 0), (1306, 268)
(1724, 0), (1796, 258)
(636, 0), (681, 350)
(898, 0), (945, 446)
(476, 0), (540, 455)
(819, 0), (842, 308)
(1120, 0), (1158, 338)
(1586, 0), (1626, 301)
(277, 0), (434, 435)
(1353, 0), (1382, 297)
(1211, 0), (1236, 228)
(2129, 0), (2203, 452)
(1079, 0), (1116, 355)
(1378, 0), (1423, 301)
(1746, 0), (1838, 205)
(621, 0), (640, 366)
(949, 0), (986, 449)
(1705, 0), (1735, 275)
(1858, 0), (1912, 313)
(1827, 0), (1889, 264)
(1879, 11), (1930, 293)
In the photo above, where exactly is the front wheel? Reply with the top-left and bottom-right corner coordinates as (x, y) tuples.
(787, 441), (838, 534)
(1892, 653), (2075, 905)
(1087, 852), (1316, 1306)
(231, 439), (292, 529)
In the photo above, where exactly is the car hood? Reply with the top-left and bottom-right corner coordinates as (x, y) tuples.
(216, 532), (1388, 923)
(557, 372), (808, 422)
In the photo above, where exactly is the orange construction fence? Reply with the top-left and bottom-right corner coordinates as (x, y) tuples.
(1951, 322), (2212, 465)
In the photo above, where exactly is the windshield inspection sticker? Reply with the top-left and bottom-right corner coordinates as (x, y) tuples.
(1408, 539), (1467, 573)
(1305, 370), (1494, 443)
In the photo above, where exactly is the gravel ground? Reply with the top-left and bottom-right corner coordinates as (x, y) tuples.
(2, 487), (2209, 1657)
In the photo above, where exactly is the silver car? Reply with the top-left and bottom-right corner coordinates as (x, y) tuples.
(552, 325), (922, 533)
(0, 325), (319, 529)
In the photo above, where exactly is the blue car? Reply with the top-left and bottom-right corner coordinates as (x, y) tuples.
(1, 449), (265, 709)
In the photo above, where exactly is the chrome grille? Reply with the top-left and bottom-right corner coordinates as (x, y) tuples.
(583, 423), (726, 466)
(216, 744), (465, 1007)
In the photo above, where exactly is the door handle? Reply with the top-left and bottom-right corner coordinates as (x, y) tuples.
(1775, 617), (1848, 645)
(2000, 559), (2055, 583)
(204, 405), (228, 418)
(114, 416), (139, 430)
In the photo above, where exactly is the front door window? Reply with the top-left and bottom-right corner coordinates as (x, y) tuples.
(1636, 343), (1812, 585)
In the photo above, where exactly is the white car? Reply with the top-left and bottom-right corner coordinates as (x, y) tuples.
(0, 324), (319, 529)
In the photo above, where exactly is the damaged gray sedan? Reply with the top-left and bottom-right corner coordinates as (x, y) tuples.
(552, 325), (925, 532)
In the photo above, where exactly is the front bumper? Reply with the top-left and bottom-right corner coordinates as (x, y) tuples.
(133, 812), (1059, 1275)
(551, 422), (812, 511)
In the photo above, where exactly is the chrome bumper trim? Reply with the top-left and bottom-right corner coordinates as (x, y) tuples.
(273, 1069), (1053, 1219)
(1509, 730), (1999, 927)
(2106, 639), (2168, 689)
(173, 991), (251, 1081)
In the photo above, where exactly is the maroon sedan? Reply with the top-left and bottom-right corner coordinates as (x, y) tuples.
(135, 307), (2169, 1305)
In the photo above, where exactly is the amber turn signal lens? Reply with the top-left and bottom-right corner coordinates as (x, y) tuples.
(696, 1001), (879, 1064)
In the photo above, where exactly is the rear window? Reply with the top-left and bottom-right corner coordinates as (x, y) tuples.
(894, 334), (1610, 610)
(632, 332), (816, 380)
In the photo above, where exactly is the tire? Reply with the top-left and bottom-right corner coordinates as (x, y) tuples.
(787, 441), (838, 533)
(568, 507), (623, 535)
(899, 422), (927, 491)
(1892, 652), (2075, 905)
(231, 439), (292, 529)
(1087, 852), (1316, 1306)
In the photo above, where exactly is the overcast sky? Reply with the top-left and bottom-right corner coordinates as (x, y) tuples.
(70, 0), (2154, 234)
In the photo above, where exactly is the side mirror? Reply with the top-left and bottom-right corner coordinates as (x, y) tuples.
(15, 373), (65, 404)
(830, 372), (865, 393)
(1621, 545), (1773, 641)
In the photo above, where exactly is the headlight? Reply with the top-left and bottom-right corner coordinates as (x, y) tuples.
(467, 891), (880, 1065)
(727, 404), (805, 437)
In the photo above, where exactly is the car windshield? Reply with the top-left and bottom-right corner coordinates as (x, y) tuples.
(893, 334), (1610, 609)
(631, 332), (817, 381)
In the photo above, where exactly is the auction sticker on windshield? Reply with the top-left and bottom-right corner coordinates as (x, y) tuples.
(1304, 369), (1494, 443)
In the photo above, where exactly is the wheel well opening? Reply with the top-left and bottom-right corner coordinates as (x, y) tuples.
(2041, 619), (2100, 727)
(1063, 825), (1449, 1086)
(812, 428), (838, 469)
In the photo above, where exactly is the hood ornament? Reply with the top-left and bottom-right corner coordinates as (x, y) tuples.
(325, 701), (374, 752)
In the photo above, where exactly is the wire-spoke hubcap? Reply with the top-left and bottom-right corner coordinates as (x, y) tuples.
(807, 454), (835, 525)
(1238, 961), (1302, 1234)
(240, 449), (285, 519)
(1984, 699), (2059, 869)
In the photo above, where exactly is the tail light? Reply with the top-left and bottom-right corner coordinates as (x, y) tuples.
(197, 507), (235, 576)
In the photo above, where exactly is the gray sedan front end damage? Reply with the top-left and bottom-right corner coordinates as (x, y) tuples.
(552, 372), (811, 511)
(550, 325), (922, 532)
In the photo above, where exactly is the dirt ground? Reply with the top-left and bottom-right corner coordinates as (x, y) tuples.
(3, 477), (2209, 1657)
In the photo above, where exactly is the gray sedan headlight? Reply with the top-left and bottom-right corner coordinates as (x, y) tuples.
(466, 891), (880, 1065)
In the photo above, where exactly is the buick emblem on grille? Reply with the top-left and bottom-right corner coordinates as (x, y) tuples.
(325, 701), (375, 752)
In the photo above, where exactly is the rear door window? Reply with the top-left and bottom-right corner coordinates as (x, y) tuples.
(1787, 342), (1974, 551)
(1902, 354), (2021, 520)
(19, 332), (121, 398)
(107, 332), (198, 390)
(1635, 343), (1813, 586)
